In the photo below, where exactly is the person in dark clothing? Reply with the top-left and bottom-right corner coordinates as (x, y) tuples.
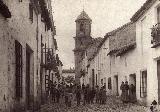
(99, 87), (103, 104)
(95, 85), (100, 103)
(51, 83), (56, 103)
(82, 83), (85, 91)
(75, 85), (81, 106)
(123, 81), (129, 103)
(129, 84), (136, 103)
(90, 87), (96, 104)
(65, 85), (69, 106)
(56, 87), (60, 103)
(86, 85), (91, 104)
(102, 86), (106, 104)
(120, 81), (125, 102)
(83, 86), (87, 105)
(67, 87), (73, 107)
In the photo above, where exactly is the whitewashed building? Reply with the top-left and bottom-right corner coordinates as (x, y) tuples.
(130, 0), (160, 105)
(0, 0), (61, 111)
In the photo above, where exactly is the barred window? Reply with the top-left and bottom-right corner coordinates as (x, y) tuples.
(108, 77), (112, 90)
(15, 40), (23, 99)
(140, 70), (147, 98)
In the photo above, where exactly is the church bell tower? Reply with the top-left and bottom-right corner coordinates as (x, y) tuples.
(73, 11), (92, 84)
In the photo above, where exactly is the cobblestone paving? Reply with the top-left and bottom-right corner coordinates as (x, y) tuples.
(37, 97), (150, 112)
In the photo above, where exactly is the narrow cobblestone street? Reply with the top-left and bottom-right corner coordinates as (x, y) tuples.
(37, 97), (149, 112)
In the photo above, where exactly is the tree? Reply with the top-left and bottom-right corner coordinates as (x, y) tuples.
(65, 75), (75, 85)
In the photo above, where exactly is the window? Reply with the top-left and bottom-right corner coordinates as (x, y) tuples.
(80, 23), (84, 32)
(15, 40), (23, 99)
(19, 0), (22, 2)
(29, 3), (33, 22)
(108, 77), (112, 90)
(157, 6), (160, 23)
(140, 70), (147, 98)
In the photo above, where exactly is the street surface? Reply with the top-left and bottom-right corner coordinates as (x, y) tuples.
(37, 97), (150, 112)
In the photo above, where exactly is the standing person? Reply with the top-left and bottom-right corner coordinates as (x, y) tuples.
(82, 83), (85, 91)
(75, 85), (81, 106)
(129, 84), (137, 103)
(90, 87), (96, 104)
(95, 85), (100, 103)
(123, 81), (129, 103)
(86, 84), (91, 104)
(83, 86), (87, 105)
(99, 87), (103, 104)
(65, 85), (69, 106)
(51, 84), (56, 103)
(56, 86), (60, 103)
(120, 81), (125, 102)
(102, 86), (106, 104)
(67, 87), (73, 107)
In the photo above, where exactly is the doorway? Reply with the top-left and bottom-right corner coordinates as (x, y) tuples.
(114, 75), (119, 96)
(129, 74), (136, 86)
(157, 60), (160, 104)
(26, 45), (33, 109)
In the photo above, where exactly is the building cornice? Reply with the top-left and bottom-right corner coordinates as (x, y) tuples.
(131, 0), (157, 22)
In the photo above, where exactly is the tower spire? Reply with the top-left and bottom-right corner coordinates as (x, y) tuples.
(83, 0), (84, 11)
(81, 0), (85, 11)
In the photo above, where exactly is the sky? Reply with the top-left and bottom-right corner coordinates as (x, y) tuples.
(52, 0), (146, 69)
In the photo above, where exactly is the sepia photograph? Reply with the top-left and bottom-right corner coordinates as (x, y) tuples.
(0, 0), (160, 111)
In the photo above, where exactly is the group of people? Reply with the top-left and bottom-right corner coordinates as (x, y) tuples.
(48, 81), (62, 103)
(120, 81), (136, 103)
(65, 84), (107, 107)
(47, 81), (107, 107)
(47, 80), (159, 111)
(80, 84), (107, 106)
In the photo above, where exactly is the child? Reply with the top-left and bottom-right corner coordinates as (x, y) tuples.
(150, 100), (158, 112)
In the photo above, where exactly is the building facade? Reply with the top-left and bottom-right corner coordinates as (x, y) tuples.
(130, 0), (160, 105)
(0, 0), (61, 111)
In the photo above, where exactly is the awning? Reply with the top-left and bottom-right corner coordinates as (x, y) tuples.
(107, 49), (119, 56)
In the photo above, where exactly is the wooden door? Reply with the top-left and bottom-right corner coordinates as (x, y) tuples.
(26, 50), (31, 109)
(115, 76), (119, 96)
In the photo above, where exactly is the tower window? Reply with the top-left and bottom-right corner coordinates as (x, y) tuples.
(80, 23), (85, 32)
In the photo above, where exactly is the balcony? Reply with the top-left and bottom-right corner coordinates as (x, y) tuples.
(41, 48), (58, 71)
(151, 23), (160, 48)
